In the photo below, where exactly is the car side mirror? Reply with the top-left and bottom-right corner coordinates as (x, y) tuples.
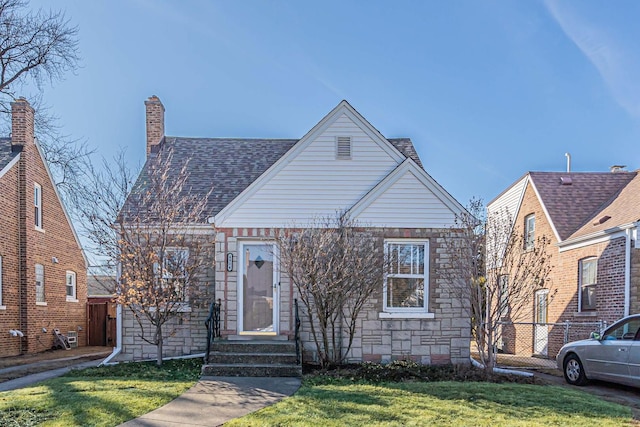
(590, 331), (601, 340)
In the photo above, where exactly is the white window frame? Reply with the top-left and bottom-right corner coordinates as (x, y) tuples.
(34, 182), (43, 230)
(35, 263), (46, 305)
(380, 239), (433, 319)
(524, 214), (535, 250)
(0, 255), (4, 310)
(66, 271), (78, 302)
(578, 257), (597, 312)
(153, 247), (189, 303)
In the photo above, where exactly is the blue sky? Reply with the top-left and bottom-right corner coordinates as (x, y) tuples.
(27, 0), (640, 205)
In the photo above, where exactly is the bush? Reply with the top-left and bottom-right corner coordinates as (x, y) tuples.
(305, 360), (542, 385)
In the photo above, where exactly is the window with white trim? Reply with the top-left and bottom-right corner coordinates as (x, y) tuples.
(34, 183), (42, 229)
(154, 248), (189, 301)
(66, 271), (77, 301)
(35, 263), (45, 303)
(524, 214), (535, 250)
(384, 240), (429, 312)
(579, 257), (597, 311)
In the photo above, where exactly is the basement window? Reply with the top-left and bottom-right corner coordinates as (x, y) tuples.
(336, 136), (352, 159)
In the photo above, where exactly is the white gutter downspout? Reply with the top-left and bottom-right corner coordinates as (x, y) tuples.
(100, 304), (122, 366)
(100, 262), (123, 366)
(624, 228), (632, 316)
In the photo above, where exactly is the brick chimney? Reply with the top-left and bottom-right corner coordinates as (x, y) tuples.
(145, 95), (165, 155)
(11, 97), (34, 149)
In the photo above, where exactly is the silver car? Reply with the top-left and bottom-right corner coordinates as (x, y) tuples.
(556, 314), (640, 387)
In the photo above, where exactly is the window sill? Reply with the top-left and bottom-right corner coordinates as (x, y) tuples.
(0, 305), (6, 310)
(66, 297), (79, 303)
(379, 312), (435, 319)
(34, 226), (45, 233)
(574, 311), (598, 317)
(36, 302), (47, 306)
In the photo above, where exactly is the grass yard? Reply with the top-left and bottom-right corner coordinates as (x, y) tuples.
(227, 379), (634, 427)
(0, 358), (201, 427)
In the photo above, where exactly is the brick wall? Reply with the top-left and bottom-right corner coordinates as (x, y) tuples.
(0, 99), (87, 357)
(631, 247), (640, 314)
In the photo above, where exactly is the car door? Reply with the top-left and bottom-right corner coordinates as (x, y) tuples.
(584, 318), (639, 382)
(627, 332), (640, 386)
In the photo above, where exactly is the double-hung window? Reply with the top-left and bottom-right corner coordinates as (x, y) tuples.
(35, 263), (45, 304)
(383, 240), (429, 315)
(524, 214), (535, 250)
(579, 257), (597, 311)
(154, 248), (189, 302)
(66, 271), (77, 301)
(34, 183), (42, 229)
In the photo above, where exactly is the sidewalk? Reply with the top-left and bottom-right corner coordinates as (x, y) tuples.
(0, 358), (105, 392)
(119, 376), (301, 427)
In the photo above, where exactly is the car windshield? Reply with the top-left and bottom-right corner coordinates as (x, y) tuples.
(603, 317), (640, 341)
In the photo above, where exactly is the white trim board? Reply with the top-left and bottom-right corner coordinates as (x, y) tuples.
(0, 152), (20, 180)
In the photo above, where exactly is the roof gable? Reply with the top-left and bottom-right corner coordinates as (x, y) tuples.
(0, 137), (19, 179)
(213, 100), (412, 225)
(529, 172), (636, 241)
(348, 158), (465, 227)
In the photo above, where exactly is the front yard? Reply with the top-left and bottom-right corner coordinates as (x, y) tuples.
(0, 359), (634, 426)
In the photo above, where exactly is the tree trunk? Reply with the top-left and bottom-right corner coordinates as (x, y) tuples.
(156, 323), (164, 367)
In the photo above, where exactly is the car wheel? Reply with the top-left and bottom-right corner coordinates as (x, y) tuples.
(563, 353), (588, 386)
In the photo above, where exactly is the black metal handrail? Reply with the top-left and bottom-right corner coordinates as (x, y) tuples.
(294, 298), (301, 365)
(204, 298), (221, 364)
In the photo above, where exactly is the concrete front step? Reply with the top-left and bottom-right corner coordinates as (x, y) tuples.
(207, 352), (298, 365)
(201, 363), (302, 377)
(210, 340), (296, 354)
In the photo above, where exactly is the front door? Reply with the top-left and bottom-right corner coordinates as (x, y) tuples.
(238, 242), (278, 334)
(534, 289), (549, 356)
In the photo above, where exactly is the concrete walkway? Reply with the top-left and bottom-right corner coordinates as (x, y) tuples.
(119, 376), (301, 427)
(0, 358), (107, 392)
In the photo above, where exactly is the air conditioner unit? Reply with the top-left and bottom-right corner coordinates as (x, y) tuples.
(67, 331), (78, 348)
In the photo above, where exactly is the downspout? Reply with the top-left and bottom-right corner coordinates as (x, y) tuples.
(624, 228), (632, 316)
(100, 263), (123, 366)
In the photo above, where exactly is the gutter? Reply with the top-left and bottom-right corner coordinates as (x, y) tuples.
(469, 357), (534, 378)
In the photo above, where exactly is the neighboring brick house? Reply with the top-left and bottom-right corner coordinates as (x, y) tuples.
(0, 98), (88, 357)
(110, 96), (470, 365)
(489, 170), (640, 358)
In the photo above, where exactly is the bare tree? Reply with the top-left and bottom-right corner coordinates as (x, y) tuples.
(0, 0), (89, 196)
(443, 199), (553, 370)
(76, 148), (212, 366)
(277, 215), (385, 367)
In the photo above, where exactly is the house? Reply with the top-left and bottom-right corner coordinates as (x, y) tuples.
(488, 169), (640, 358)
(0, 98), (87, 357)
(110, 96), (470, 366)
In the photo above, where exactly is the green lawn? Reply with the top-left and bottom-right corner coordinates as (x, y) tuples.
(0, 358), (201, 427)
(227, 379), (633, 427)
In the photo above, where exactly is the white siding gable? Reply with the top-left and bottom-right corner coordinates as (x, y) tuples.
(487, 175), (528, 222)
(216, 109), (404, 228)
(350, 160), (463, 228)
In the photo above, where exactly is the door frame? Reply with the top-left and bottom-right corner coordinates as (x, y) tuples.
(237, 240), (280, 335)
(534, 289), (549, 356)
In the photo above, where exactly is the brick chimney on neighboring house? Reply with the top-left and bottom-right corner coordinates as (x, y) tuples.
(11, 97), (34, 150)
(145, 95), (165, 155)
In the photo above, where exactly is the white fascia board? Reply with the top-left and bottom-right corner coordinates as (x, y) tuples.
(558, 222), (637, 252)
(347, 158), (466, 220)
(34, 139), (90, 268)
(0, 152), (20, 179)
(214, 100), (406, 226)
(529, 178), (561, 243)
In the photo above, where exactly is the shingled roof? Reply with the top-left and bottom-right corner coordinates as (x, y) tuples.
(0, 137), (18, 171)
(129, 136), (423, 222)
(529, 171), (637, 241)
(570, 172), (640, 239)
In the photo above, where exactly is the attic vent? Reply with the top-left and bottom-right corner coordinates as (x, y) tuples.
(560, 176), (572, 185)
(593, 215), (611, 226)
(336, 136), (352, 159)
